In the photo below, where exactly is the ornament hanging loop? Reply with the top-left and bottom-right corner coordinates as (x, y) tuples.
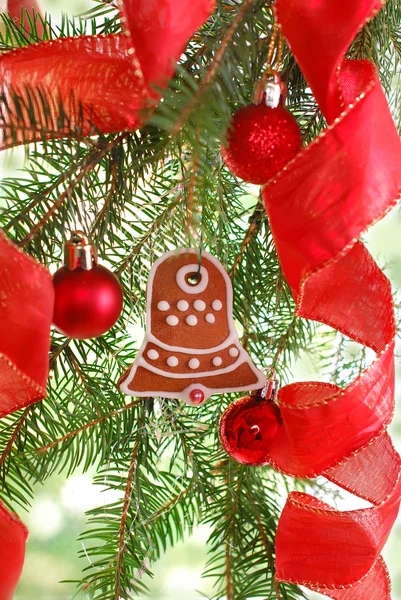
(253, 20), (286, 108)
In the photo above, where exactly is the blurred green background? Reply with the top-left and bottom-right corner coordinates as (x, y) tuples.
(1, 0), (400, 598)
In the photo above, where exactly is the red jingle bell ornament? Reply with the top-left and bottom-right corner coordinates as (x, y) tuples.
(53, 232), (123, 339)
(220, 376), (282, 465)
(221, 74), (302, 185)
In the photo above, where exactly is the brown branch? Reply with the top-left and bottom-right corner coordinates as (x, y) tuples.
(90, 159), (117, 235)
(0, 407), (32, 467)
(225, 538), (234, 600)
(36, 399), (141, 454)
(186, 142), (200, 242)
(170, 0), (255, 136)
(230, 198), (265, 279)
(252, 504), (275, 574)
(149, 487), (189, 522)
(115, 416), (144, 599)
(18, 133), (127, 247)
(272, 315), (298, 367)
(3, 159), (88, 233)
(224, 468), (243, 600)
(116, 196), (182, 275)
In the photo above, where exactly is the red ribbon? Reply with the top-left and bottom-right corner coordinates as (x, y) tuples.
(0, 0), (215, 148)
(0, 230), (54, 418)
(0, 501), (28, 600)
(261, 0), (401, 597)
(0, 230), (53, 598)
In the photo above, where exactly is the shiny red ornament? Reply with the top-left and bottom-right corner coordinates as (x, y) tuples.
(53, 233), (123, 339)
(221, 102), (302, 185)
(220, 394), (282, 465)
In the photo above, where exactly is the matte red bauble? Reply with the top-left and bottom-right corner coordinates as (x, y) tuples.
(221, 77), (302, 185)
(220, 394), (282, 465)
(53, 232), (123, 339)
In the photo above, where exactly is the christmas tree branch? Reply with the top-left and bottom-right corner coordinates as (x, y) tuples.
(35, 399), (141, 454)
(115, 426), (143, 599)
(170, 0), (259, 136)
(230, 196), (265, 278)
(17, 133), (126, 247)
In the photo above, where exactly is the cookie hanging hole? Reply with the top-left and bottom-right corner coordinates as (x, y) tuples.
(186, 271), (202, 287)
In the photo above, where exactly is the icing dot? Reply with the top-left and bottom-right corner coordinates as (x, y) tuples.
(212, 356), (222, 367)
(167, 356), (179, 367)
(188, 358), (200, 369)
(158, 301), (170, 311)
(229, 347), (239, 357)
(177, 300), (189, 311)
(212, 299), (223, 311)
(194, 300), (206, 311)
(205, 313), (215, 324)
(186, 315), (198, 326)
(147, 349), (159, 360)
(166, 315), (179, 326)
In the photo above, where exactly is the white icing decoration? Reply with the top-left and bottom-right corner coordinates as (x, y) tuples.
(167, 356), (179, 367)
(212, 299), (222, 311)
(176, 264), (209, 294)
(188, 358), (200, 369)
(166, 315), (179, 326)
(120, 353), (266, 404)
(147, 349), (159, 360)
(229, 347), (239, 357)
(119, 248), (267, 405)
(205, 313), (215, 324)
(194, 299), (206, 311)
(177, 300), (189, 311)
(212, 356), (222, 366)
(158, 301), (170, 311)
(186, 315), (198, 326)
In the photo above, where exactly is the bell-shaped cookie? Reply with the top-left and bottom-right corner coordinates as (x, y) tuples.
(119, 248), (266, 405)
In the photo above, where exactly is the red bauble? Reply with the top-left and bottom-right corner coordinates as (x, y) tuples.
(221, 103), (302, 185)
(220, 395), (282, 465)
(53, 265), (123, 339)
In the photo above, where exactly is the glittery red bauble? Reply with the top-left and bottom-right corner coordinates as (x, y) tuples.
(221, 103), (302, 185)
(220, 395), (282, 465)
(53, 265), (123, 339)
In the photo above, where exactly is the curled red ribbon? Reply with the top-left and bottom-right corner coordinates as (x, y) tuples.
(261, 0), (401, 597)
(0, 0), (215, 148)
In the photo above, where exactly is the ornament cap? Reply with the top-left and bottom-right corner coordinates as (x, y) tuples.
(253, 72), (287, 108)
(64, 231), (98, 271)
(251, 366), (279, 402)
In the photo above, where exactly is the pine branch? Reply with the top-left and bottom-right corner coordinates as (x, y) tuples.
(115, 420), (143, 599)
(36, 399), (140, 454)
(18, 133), (127, 247)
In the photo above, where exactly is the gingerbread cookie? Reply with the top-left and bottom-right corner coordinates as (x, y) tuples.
(119, 249), (266, 405)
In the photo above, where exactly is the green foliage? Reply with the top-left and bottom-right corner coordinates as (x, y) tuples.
(0, 0), (400, 598)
